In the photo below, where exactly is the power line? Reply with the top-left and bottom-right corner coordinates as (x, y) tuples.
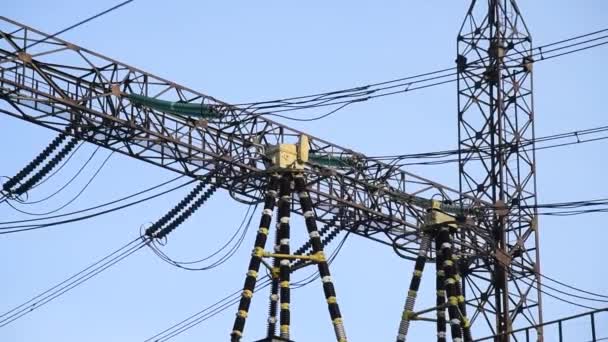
(540, 273), (608, 300)
(0, 179), (195, 235)
(235, 28), (608, 109)
(143, 278), (272, 342)
(0, 237), (146, 327)
(148, 203), (257, 271)
(23, 0), (135, 50)
(233, 29), (608, 122)
(518, 276), (598, 311)
(398, 132), (608, 166)
(368, 124), (608, 161)
(0, 175), (185, 226)
(7, 148), (113, 215)
(0, 177), (222, 327)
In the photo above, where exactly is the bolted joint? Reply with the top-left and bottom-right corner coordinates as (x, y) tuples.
(310, 251), (326, 263)
(402, 310), (417, 321)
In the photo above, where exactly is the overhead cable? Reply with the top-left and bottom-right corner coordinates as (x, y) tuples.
(23, 0), (135, 50)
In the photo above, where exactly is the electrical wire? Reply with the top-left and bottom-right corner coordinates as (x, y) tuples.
(540, 273), (608, 299)
(291, 230), (350, 289)
(0, 179), (195, 234)
(20, 143), (95, 204)
(7, 148), (112, 215)
(517, 275), (599, 311)
(23, 0), (135, 51)
(0, 177), (224, 326)
(235, 28), (608, 108)
(0, 236), (147, 328)
(228, 29), (608, 121)
(143, 278), (272, 342)
(146, 222), (350, 340)
(470, 197), (608, 217)
(147, 203), (258, 271)
(0, 175), (185, 226)
(366, 124), (608, 165)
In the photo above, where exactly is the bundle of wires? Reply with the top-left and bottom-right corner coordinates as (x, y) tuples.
(227, 28), (608, 122)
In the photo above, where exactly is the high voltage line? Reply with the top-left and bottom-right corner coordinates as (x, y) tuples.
(143, 231), (351, 342)
(365, 124), (608, 166)
(233, 28), (608, 121)
(236, 27), (608, 109)
(21, 0), (134, 50)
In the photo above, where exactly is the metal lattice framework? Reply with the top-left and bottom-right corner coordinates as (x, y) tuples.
(457, 0), (543, 339)
(0, 8), (551, 339)
(0, 16), (495, 260)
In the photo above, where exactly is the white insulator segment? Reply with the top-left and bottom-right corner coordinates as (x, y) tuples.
(451, 318), (461, 325)
(334, 323), (347, 342)
(280, 217), (290, 224)
(263, 209), (273, 216)
(274, 245), (280, 252)
(437, 332), (447, 338)
(268, 190), (278, 196)
(453, 338), (463, 342)
(280, 259), (290, 266)
(268, 316), (277, 324)
(281, 195), (291, 201)
(397, 297), (416, 341)
(309, 231), (320, 238)
(280, 238), (290, 245)
(303, 210), (315, 218)
(441, 242), (452, 249)
(270, 294), (279, 301)
(321, 276), (332, 283)
(298, 191), (309, 198)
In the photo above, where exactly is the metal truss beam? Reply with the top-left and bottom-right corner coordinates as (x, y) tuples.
(0, 16), (494, 261)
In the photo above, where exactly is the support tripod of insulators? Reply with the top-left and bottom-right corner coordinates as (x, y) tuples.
(395, 202), (472, 342)
(230, 172), (348, 342)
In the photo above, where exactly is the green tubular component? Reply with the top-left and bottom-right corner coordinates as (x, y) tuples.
(126, 93), (221, 119)
(308, 154), (356, 168)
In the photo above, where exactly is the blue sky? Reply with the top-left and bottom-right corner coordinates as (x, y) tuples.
(1, 1), (607, 341)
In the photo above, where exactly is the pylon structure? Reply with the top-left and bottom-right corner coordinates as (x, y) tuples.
(0, 0), (573, 338)
(456, 0), (543, 340)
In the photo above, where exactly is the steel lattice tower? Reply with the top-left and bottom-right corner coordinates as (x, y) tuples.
(457, 0), (543, 340)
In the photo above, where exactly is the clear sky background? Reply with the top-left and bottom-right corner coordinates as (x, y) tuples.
(1, 1), (607, 341)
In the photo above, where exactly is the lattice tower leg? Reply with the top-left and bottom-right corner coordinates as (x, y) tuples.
(231, 173), (280, 342)
(293, 173), (348, 342)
